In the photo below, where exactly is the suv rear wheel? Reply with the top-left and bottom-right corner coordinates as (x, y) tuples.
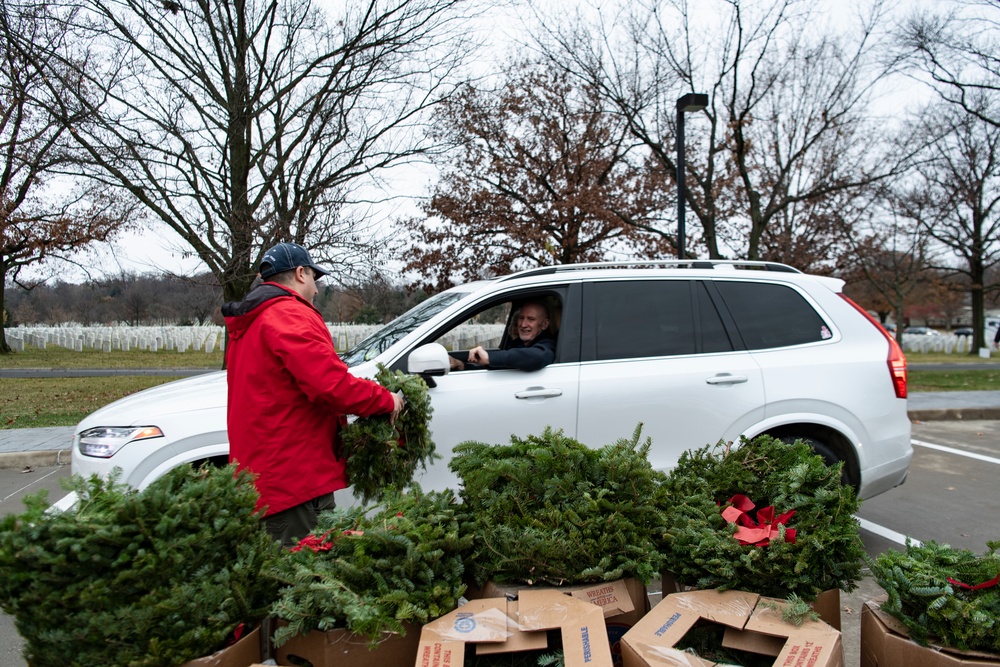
(772, 431), (859, 492)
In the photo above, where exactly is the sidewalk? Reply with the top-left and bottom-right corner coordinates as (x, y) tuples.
(2, 391), (999, 469)
(0, 426), (75, 469)
(906, 390), (1000, 421)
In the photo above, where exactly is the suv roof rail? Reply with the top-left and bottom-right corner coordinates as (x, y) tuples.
(501, 259), (802, 281)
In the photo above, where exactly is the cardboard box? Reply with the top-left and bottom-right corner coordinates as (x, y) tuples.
(621, 588), (843, 667)
(470, 578), (649, 624)
(468, 577), (650, 663)
(860, 597), (1000, 667)
(182, 625), (262, 667)
(416, 589), (613, 667)
(274, 621), (422, 667)
(660, 571), (842, 630)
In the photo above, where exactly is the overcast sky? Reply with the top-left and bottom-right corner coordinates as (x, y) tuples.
(37, 0), (940, 285)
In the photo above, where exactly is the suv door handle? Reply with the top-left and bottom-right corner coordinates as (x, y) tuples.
(705, 374), (748, 385)
(515, 387), (564, 399)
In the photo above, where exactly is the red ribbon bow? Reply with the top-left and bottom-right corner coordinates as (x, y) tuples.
(289, 530), (335, 553)
(721, 494), (797, 547)
(947, 573), (1000, 591)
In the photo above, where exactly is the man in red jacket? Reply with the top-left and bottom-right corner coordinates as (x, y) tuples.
(222, 242), (404, 545)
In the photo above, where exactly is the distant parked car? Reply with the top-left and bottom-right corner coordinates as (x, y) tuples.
(953, 327), (973, 337)
(904, 326), (941, 336)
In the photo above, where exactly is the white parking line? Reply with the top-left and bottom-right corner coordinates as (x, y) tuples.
(0, 467), (64, 503)
(911, 439), (1000, 466)
(856, 439), (999, 548)
(856, 517), (922, 548)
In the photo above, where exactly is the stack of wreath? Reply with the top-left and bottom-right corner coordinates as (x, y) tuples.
(657, 435), (865, 601)
(868, 540), (1000, 654)
(0, 465), (280, 667)
(449, 425), (669, 587)
(269, 487), (470, 648)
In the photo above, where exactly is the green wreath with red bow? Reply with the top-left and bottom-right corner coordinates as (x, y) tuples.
(658, 434), (864, 601)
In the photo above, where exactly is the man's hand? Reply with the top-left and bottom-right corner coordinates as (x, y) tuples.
(390, 390), (406, 424)
(467, 346), (490, 366)
(449, 356), (465, 371)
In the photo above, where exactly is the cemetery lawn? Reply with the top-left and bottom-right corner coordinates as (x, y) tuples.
(1, 346), (222, 428)
(1, 346), (224, 369)
(0, 376), (186, 428)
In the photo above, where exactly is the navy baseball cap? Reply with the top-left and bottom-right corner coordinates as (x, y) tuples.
(259, 242), (331, 279)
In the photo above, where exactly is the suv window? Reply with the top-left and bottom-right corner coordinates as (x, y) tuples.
(715, 281), (831, 349)
(340, 290), (467, 366)
(590, 280), (732, 360)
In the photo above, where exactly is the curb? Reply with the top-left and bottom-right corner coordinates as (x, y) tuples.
(0, 449), (72, 470)
(908, 408), (1000, 422)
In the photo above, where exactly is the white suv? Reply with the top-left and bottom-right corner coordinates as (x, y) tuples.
(66, 261), (911, 505)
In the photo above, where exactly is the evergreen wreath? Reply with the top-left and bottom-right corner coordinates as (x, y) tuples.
(269, 486), (470, 648)
(868, 540), (1000, 653)
(658, 435), (864, 600)
(449, 425), (669, 587)
(341, 364), (436, 503)
(0, 465), (280, 667)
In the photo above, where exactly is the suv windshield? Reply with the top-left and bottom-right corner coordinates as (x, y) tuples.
(340, 290), (468, 366)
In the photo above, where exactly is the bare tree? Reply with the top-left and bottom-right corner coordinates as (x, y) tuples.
(21, 0), (477, 304)
(0, 0), (132, 353)
(899, 0), (1000, 129)
(898, 102), (1000, 350)
(535, 0), (911, 263)
(401, 57), (672, 290)
(838, 196), (936, 343)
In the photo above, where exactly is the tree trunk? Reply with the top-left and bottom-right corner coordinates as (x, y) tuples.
(0, 263), (11, 354)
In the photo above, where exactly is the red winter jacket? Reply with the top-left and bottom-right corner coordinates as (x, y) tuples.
(222, 282), (395, 516)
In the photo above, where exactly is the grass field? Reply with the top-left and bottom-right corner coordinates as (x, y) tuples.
(0, 345), (221, 428)
(0, 346), (224, 369)
(0, 346), (997, 429)
(0, 376), (187, 429)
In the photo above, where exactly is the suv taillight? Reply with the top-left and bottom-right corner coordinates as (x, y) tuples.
(839, 294), (908, 399)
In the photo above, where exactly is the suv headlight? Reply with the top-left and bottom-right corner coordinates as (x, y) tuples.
(77, 426), (164, 458)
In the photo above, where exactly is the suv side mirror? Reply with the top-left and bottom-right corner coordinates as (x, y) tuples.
(407, 343), (450, 386)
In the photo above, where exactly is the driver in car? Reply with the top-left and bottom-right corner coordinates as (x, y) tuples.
(449, 300), (556, 372)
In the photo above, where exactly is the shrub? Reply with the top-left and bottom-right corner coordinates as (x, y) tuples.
(0, 465), (280, 667)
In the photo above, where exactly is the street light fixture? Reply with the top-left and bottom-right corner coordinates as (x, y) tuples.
(676, 92), (708, 260)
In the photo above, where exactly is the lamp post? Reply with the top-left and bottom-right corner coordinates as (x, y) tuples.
(676, 92), (708, 260)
